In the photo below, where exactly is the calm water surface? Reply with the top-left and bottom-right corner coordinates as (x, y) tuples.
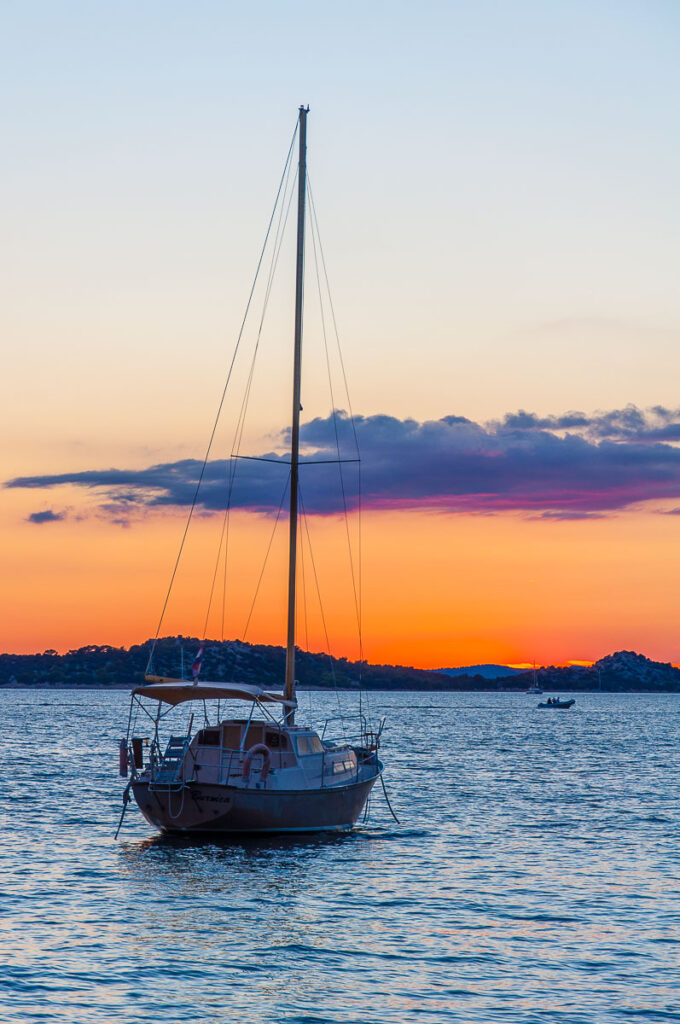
(1, 690), (678, 1023)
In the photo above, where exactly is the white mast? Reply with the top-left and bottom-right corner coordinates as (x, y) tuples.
(284, 105), (309, 722)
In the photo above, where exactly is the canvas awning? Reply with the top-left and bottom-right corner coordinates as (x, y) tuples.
(133, 677), (295, 707)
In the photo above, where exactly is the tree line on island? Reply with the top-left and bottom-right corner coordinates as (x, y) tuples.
(0, 639), (678, 692)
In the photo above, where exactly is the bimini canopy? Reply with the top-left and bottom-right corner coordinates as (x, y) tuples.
(133, 677), (295, 708)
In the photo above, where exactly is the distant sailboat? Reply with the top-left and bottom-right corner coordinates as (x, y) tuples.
(526, 663), (542, 695)
(117, 107), (384, 835)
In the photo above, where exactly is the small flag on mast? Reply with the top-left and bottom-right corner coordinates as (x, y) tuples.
(192, 644), (204, 682)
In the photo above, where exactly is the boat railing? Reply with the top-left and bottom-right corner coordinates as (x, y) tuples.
(193, 744), (277, 785)
(320, 712), (367, 741)
(321, 713), (384, 757)
(146, 729), (377, 792)
(219, 746), (236, 786)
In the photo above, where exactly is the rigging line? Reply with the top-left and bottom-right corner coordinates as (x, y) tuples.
(209, 144), (290, 642)
(293, 513), (300, 659)
(308, 175), (365, 681)
(308, 185), (362, 649)
(307, 178), (360, 457)
(357, 458), (366, 690)
(146, 120), (299, 673)
(299, 458), (360, 465)
(241, 471), (291, 642)
(230, 165), (298, 466)
(223, 164), (296, 499)
(201, 490), (230, 642)
(380, 773), (401, 824)
(299, 501), (310, 654)
(232, 455), (291, 465)
(221, 485), (231, 642)
(307, 178), (360, 671)
(219, 163), (298, 583)
(232, 455), (359, 465)
(298, 486), (345, 727)
(219, 158), (298, 643)
(232, 158), (296, 465)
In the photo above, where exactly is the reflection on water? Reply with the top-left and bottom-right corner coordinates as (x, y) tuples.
(1, 690), (679, 1023)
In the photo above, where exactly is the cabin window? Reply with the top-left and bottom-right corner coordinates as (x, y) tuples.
(221, 725), (241, 750)
(333, 761), (345, 774)
(197, 729), (220, 746)
(309, 736), (324, 753)
(266, 732), (288, 750)
(296, 736), (311, 756)
(242, 727), (263, 747)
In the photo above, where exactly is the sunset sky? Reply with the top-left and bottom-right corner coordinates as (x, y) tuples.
(3, 1), (680, 667)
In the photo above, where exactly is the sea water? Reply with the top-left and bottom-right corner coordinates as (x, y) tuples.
(1, 689), (678, 1023)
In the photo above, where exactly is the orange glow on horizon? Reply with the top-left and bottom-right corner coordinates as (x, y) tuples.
(2, 491), (680, 669)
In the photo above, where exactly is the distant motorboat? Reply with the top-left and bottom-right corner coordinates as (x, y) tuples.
(537, 698), (575, 710)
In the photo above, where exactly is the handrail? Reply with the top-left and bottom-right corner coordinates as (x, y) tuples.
(320, 712), (368, 737)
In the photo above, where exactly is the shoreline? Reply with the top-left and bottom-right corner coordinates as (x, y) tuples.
(1, 684), (678, 695)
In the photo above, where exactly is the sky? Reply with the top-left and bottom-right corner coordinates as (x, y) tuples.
(3, 0), (680, 667)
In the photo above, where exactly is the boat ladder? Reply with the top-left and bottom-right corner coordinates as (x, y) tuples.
(150, 735), (191, 790)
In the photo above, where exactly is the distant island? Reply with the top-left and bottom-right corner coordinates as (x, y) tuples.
(436, 664), (525, 680)
(0, 639), (679, 692)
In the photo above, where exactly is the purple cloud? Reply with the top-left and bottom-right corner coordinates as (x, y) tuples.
(7, 405), (680, 520)
(27, 509), (66, 525)
(536, 510), (607, 521)
(499, 404), (680, 442)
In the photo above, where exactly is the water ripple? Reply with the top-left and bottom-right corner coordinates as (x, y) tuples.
(1, 690), (679, 1023)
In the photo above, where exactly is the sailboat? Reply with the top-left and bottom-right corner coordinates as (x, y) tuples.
(526, 664), (542, 695)
(117, 107), (384, 835)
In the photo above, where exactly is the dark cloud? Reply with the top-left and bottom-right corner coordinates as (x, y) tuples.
(501, 410), (591, 431)
(536, 511), (607, 521)
(27, 509), (66, 525)
(8, 405), (680, 520)
(499, 404), (680, 441)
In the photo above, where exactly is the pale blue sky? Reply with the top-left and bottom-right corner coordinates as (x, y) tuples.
(3, 0), (680, 475)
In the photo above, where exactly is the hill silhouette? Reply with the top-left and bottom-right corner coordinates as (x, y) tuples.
(0, 639), (678, 692)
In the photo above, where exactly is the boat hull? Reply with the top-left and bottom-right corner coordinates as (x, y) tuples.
(131, 771), (381, 835)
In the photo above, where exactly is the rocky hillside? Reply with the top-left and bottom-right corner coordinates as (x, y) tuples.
(0, 641), (677, 692)
(0, 636), (488, 691)
(508, 650), (680, 692)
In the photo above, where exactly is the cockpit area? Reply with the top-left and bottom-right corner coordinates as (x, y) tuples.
(142, 717), (361, 791)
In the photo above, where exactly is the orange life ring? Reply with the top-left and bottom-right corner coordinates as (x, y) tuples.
(242, 743), (272, 780)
